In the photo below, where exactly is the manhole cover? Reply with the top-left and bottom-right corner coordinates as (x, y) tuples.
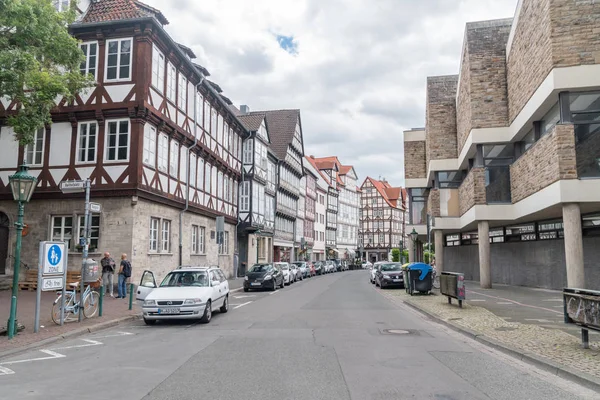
(495, 327), (517, 332)
(387, 329), (410, 335)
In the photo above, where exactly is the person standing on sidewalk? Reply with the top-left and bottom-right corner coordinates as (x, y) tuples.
(117, 254), (132, 299)
(100, 252), (116, 297)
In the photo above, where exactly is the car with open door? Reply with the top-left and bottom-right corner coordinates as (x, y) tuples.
(136, 266), (229, 325)
(244, 263), (284, 291)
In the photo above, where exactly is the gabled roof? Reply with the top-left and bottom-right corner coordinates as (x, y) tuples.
(253, 110), (300, 160)
(82, 0), (169, 25)
(363, 177), (406, 210)
(193, 63), (211, 77)
(237, 113), (266, 132)
(177, 43), (196, 59)
(305, 156), (335, 189)
(310, 155), (358, 186)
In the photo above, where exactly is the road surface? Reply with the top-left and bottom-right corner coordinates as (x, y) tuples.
(1, 271), (596, 399)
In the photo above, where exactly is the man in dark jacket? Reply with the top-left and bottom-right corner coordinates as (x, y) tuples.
(100, 252), (116, 297)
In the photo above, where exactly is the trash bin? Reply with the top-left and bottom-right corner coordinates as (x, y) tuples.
(407, 262), (433, 295)
(82, 259), (101, 283)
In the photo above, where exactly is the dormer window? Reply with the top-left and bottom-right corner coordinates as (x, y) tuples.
(54, 0), (70, 12)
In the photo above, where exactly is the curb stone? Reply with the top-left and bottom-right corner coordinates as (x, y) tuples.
(0, 314), (140, 360)
(401, 299), (600, 392)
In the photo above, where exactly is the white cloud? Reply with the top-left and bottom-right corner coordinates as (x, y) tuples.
(144, 0), (517, 187)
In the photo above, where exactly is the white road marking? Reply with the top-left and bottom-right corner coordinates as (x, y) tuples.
(233, 295), (255, 299)
(469, 299), (486, 302)
(51, 339), (103, 350)
(90, 331), (134, 339)
(542, 299), (564, 302)
(269, 290), (279, 295)
(0, 349), (66, 366)
(525, 319), (553, 323)
(553, 305), (564, 308)
(0, 366), (15, 376)
(234, 301), (252, 309)
(496, 302), (513, 305)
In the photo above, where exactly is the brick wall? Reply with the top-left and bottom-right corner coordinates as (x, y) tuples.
(404, 141), (427, 179)
(456, 40), (472, 156)
(458, 167), (486, 216)
(507, 0), (553, 123)
(510, 124), (577, 203)
(427, 188), (441, 218)
(426, 76), (459, 165)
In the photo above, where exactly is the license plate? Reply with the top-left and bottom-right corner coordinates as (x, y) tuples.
(251, 282), (261, 286)
(393, 279), (402, 282)
(158, 308), (180, 314)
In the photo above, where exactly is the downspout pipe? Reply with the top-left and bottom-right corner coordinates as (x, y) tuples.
(179, 75), (205, 266)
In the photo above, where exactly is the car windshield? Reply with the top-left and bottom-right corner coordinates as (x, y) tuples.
(381, 264), (401, 271)
(249, 264), (272, 273)
(160, 271), (209, 287)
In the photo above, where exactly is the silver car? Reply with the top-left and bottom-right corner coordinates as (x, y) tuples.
(292, 262), (309, 278)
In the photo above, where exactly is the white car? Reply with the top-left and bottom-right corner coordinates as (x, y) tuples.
(325, 260), (335, 273)
(290, 263), (302, 281)
(275, 262), (293, 285)
(362, 261), (373, 269)
(136, 266), (229, 325)
(370, 262), (384, 284)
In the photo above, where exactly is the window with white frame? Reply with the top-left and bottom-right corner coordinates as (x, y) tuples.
(143, 124), (157, 167)
(161, 219), (171, 252)
(105, 120), (129, 161)
(166, 63), (176, 102)
(223, 176), (230, 202)
(218, 231), (229, 255)
(169, 140), (179, 178)
(77, 214), (100, 250)
(204, 102), (211, 132)
(197, 158), (205, 190)
(205, 163), (211, 194)
(53, 0), (70, 12)
(240, 181), (250, 211)
(218, 171), (224, 199)
(223, 123), (229, 151)
(178, 73), (187, 110)
(196, 93), (203, 128)
(210, 109), (217, 137)
(79, 42), (98, 80)
(243, 139), (253, 164)
(191, 225), (205, 254)
(217, 114), (223, 144)
(51, 216), (73, 249)
(149, 217), (159, 252)
(180, 146), (188, 183)
(105, 38), (132, 81)
(25, 128), (45, 166)
(157, 133), (169, 172)
(211, 166), (217, 196)
(199, 226), (205, 253)
(189, 153), (197, 187)
(151, 45), (165, 93)
(77, 122), (97, 163)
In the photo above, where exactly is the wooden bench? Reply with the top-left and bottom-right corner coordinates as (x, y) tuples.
(17, 270), (82, 291)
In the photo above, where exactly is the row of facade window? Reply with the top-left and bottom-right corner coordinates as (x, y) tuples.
(277, 191), (298, 212)
(337, 225), (357, 241)
(275, 217), (294, 235)
(79, 38), (132, 83)
(280, 165), (301, 188)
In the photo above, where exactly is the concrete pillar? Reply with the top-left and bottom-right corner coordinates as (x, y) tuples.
(563, 203), (585, 288)
(434, 230), (444, 273)
(407, 240), (414, 263)
(478, 221), (491, 289)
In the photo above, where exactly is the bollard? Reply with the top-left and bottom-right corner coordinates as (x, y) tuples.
(128, 283), (134, 310)
(99, 286), (104, 317)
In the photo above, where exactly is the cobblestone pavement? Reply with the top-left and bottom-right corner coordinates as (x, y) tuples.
(380, 288), (600, 380)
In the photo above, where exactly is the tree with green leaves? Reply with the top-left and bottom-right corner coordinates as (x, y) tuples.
(391, 248), (400, 262)
(0, 0), (94, 145)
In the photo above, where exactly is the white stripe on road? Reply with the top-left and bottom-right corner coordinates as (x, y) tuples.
(0, 349), (66, 366)
(469, 299), (486, 302)
(0, 366), (15, 376)
(269, 290), (279, 295)
(233, 295), (255, 299)
(234, 301), (252, 309)
(51, 339), (103, 350)
(497, 302), (513, 305)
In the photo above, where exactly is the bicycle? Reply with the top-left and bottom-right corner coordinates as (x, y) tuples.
(51, 281), (100, 324)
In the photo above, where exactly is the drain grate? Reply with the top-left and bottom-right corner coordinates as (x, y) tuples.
(381, 329), (421, 336)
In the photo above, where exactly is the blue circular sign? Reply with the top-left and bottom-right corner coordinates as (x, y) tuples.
(48, 245), (62, 266)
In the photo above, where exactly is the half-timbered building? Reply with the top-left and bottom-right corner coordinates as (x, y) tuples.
(302, 168), (317, 261)
(359, 178), (407, 264)
(259, 110), (305, 263)
(236, 109), (278, 271)
(0, 0), (245, 281)
(304, 156), (327, 261)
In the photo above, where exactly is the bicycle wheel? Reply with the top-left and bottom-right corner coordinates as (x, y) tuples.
(51, 294), (74, 325)
(83, 291), (100, 318)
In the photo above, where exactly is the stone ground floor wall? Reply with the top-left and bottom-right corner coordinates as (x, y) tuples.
(443, 236), (600, 290)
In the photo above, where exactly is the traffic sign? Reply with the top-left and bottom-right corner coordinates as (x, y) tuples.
(89, 202), (101, 213)
(42, 276), (64, 291)
(60, 180), (85, 193)
(42, 242), (65, 275)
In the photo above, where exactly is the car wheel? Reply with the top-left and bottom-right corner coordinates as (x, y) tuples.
(143, 318), (156, 326)
(280, 279), (285, 289)
(243, 287), (249, 292)
(220, 295), (229, 313)
(200, 300), (212, 323)
(271, 280), (277, 291)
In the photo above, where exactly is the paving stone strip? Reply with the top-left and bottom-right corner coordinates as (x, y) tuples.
(382, 290), (600, 379)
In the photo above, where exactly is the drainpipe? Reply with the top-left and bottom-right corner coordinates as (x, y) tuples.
(179, 76), (205, 266)
(236, 128), (252, 276)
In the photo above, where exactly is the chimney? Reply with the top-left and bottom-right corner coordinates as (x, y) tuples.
(240, 105), (250, 114)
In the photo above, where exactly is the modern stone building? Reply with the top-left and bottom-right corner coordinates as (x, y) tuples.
(0, 0), (244, 282)
(404, 0), (600, 290)
(358, 178), (406, 263)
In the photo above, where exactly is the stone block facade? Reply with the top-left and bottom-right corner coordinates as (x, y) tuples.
(551, 0), (600, 67)
(510, 124), (577, 203)
(457, 20), (512, 153)
(427, 188), (441, 218)
(404, 141), (427, 179)
(458, 167), (486, 216)
(426, 76), (459, 165)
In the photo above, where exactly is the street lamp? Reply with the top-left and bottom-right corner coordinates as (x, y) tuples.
(410, 228), (418, 263)
(255, 230), (262, 264)
(398, 240), (404, 263)
(7, 163), (37, 339)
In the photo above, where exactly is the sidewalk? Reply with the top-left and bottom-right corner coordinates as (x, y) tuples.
(1, 278), (244, 356)
(380, 282), (600, 389)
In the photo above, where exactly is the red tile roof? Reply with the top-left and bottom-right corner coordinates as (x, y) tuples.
(309, 155), (356, 187)
(82, 0), (169, 25)
(305, 156), (338, 190)
(363, 177), (406, 210)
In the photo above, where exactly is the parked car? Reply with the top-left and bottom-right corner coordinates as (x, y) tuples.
(325, 260), (336, 273)
(136, 266), (229, 325)
(362, 261), (373, 269)
(244, 263), (284, 292)
(275, 262), (293, 285)
(341, 260), (349, 271)
(370, 262), (384, 284)
(292, 261), (309, 279)
(314, 261), (324, 275)
(289, 263), (302, 281)
(375, 262), (404, 288)
(329, 259), (341, 272)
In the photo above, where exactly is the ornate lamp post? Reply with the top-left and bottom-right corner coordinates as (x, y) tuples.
(7, 163), (37, 339)
(410, 228), (418, 263)
(398, 240), (404, 263)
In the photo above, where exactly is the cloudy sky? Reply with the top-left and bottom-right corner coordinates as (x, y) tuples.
(143, 0), (517, 187)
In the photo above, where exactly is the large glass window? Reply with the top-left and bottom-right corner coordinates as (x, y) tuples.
(436, 171), (464, 188)
(409, 188), (426, 225)
(105, 120), (129, 162)
(540, 103), (560, 136)
(568, 92), (600, 179)
(169, 140), (179, 178)
(79, 42), (98, 80)
(143, 125), (157, 167)
(105, 39), (132, 81)
(151, 45), (165, 93)
(51, 216), (73, 249)
(166, 63), (176, 102)
(157, 134), (169, 172)
(77, 215), (100, 250)
(25, 128), (45, 166)
(77, 122), (97, 163)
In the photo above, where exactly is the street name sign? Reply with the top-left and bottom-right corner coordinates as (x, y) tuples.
(89, 202), (101, 213)
(60, 180), (85, 193)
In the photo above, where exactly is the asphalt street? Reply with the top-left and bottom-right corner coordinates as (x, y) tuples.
(1, 271), (597, 400)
